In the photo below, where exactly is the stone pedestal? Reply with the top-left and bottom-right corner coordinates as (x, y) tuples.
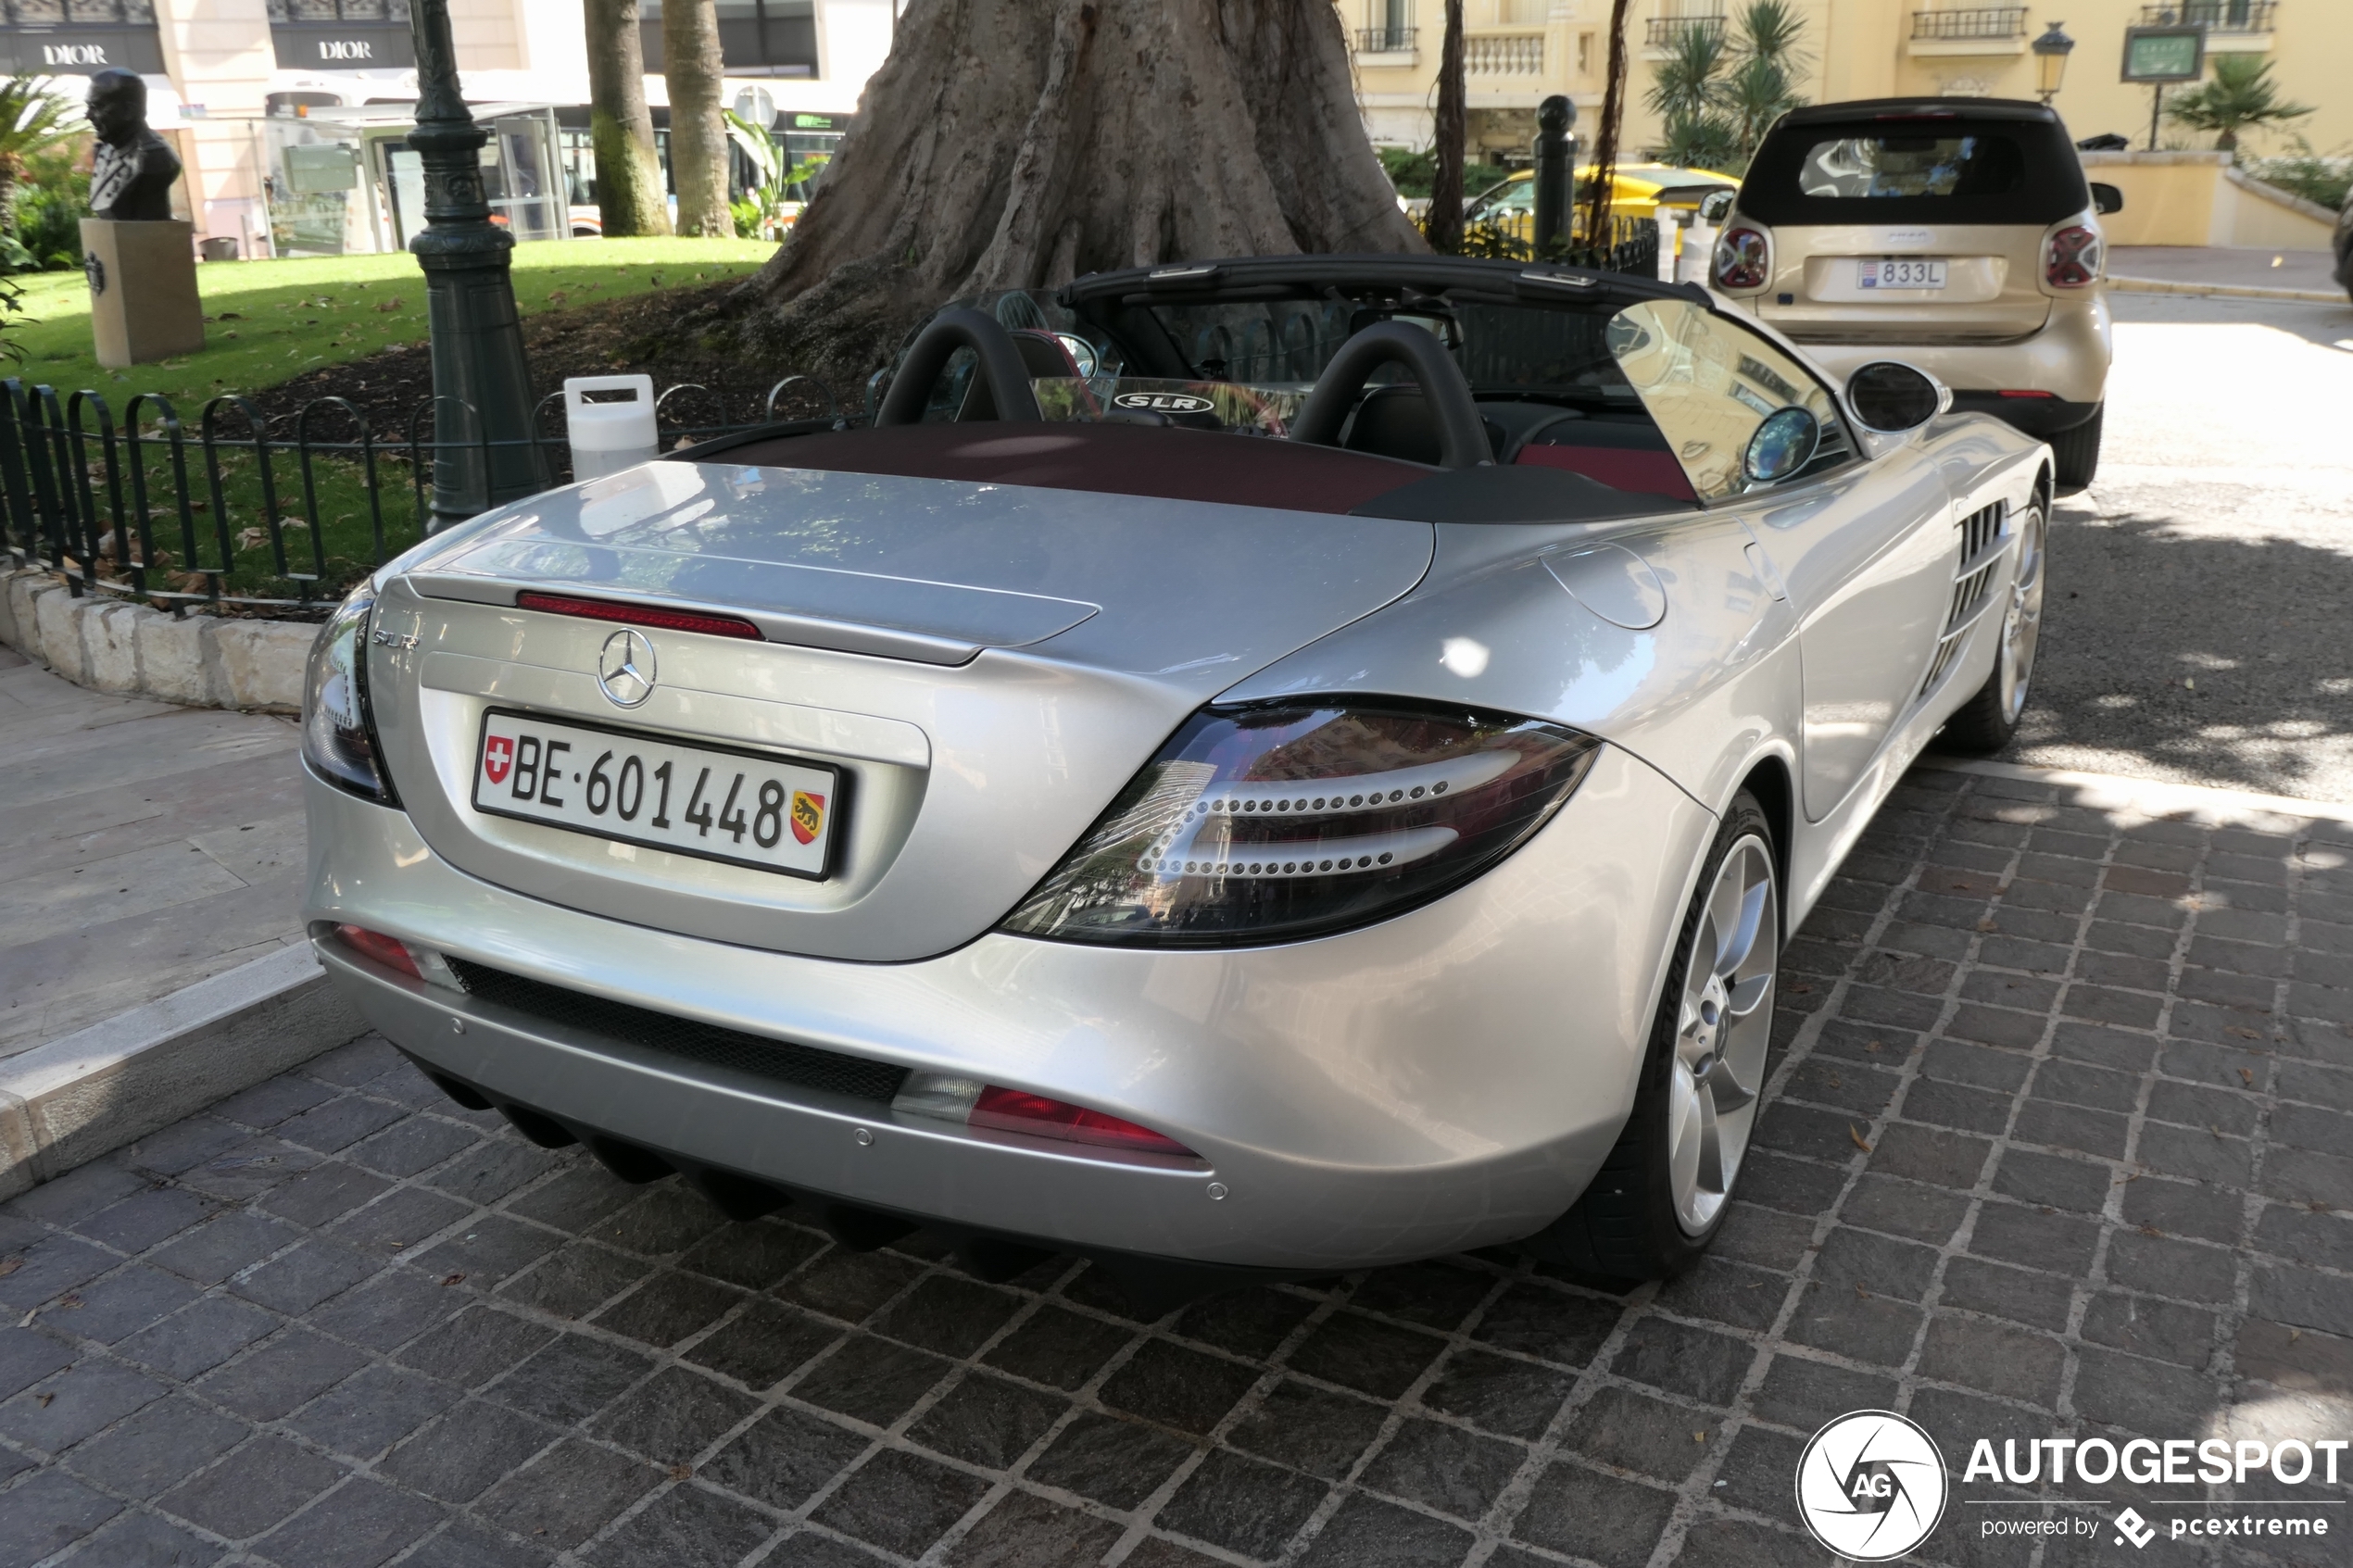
(81, 219), (205, 368)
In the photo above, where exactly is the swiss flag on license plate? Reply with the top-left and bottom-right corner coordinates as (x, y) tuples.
(484, 734), (514, 785)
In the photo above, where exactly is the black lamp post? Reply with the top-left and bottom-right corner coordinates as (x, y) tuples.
(2032, 21), (2077, 106)
(408, 0), (547, 530)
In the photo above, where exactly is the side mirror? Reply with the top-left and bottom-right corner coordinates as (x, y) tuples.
(1699, 190), (1735, 223)
(2090, 182), (2124, 215)
(1743, 406), (1820, 484)
(1845, 361), (1951, 433)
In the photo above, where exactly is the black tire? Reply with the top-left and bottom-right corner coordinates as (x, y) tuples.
(1529, 791), (1779, 1281)
(1936, 499), (2047, 756)
(2050, 405), (2102, 493)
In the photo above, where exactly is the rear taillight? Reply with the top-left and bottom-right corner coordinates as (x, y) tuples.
(333, 923), (421, 979)
(302, 588), (398, 805)
(997, 698), (1600, 948)
(2045, 225), (2102, 289)
(1715, 227), (1769, 291)
(892, 1075), (1196, 1159)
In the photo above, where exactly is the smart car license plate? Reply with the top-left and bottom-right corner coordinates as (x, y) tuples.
(1858, 258), (1947, 290)
(472, 710), (842, 879)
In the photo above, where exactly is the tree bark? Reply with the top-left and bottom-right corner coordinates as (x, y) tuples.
(1426, 0), (1466, 253)
(728, 0), (1426, 391)
(1578, 0), (1631, 247)
(585, 0), (673, 237)
(664, 0), (732, 236)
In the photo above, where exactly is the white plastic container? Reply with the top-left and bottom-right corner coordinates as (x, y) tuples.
(563, 374), (660, 482)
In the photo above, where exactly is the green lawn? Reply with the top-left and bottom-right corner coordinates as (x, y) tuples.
(3, 238), (774, 611)
(5, 236), (774, 410)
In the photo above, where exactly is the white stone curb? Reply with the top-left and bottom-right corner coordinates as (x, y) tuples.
(0, 565), (315, 711)
(0, 946), (367, 1199)
(2108, 275), (2347, 307)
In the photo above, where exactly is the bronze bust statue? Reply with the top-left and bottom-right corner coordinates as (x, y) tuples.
(86, 69), (181, 223)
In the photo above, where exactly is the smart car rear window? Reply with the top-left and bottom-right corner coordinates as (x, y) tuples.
(1741, 119), (2089, 225)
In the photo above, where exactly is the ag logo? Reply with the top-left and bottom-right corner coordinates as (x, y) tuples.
(1795, 1411), (1947, 1561)
(789, 790), (826, 846)
(1113, 391), (1215, 415)
(484, 734), (514, 785)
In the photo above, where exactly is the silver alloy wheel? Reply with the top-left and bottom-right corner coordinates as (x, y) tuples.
(1668, 834), (1779, 1235)
(1997, 504), (2047, 725)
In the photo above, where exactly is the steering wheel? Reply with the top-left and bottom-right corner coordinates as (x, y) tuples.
(875, 308), (1045, 426)
(1289, 321), (1492, 469)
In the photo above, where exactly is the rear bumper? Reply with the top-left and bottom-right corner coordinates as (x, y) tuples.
(1765, 293), (2111, 407)
(304, 743), (1713, 1273)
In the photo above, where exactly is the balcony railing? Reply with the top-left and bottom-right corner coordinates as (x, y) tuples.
(1910, 6), (2029, 40)
(1643, 14), (1726, 47)
(1466, 31), (1545, 73)
(1356, 24), (1416, 52)
(2138, 0), (2276, 31)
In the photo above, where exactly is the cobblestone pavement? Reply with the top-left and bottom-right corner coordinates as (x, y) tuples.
(2, 765), (2350, 1568)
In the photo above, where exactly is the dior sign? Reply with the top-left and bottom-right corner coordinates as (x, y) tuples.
(270, 24), (416, 70)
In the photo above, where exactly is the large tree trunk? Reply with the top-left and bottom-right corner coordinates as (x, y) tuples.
(586, 0), (673, 237)
(664, 0), (732, 236)
(732, 0), (1425, 391)
(1578, 0), (1631, 247)
(1426, 0), (1466, 253)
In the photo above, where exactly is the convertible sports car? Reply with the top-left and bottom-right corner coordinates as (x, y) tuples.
(303, 255), (2050, 1307)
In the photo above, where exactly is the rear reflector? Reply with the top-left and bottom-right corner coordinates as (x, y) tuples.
(333, 923), (421, 979)
(1997, 389), (2057, 399)
(515, 591), (762, 640)
(968, 1086), (1198, 1157)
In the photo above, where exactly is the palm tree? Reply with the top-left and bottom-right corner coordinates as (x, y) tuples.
(1427, 0), (1467, 253)
(1645, 23), (1737, 169)
(0, 75), (77, 237)
(2165, 55), (2313, 154)
(1639, 0), (1807, 171)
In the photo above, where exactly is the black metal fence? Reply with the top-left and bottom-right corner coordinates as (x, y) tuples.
(0, 375), (841, 620)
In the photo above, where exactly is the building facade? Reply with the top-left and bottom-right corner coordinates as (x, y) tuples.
(0, 0), (895, 259)
(1340, 1), (2351, 166)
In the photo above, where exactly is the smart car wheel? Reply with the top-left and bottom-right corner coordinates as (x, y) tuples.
(2050, 406), (2102, 493)
(1936, 500), (2046, 755)
(1533, 792), (1779, 1280)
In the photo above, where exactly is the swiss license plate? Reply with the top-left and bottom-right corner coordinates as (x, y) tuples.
(472, 710), (842, 879)
(1858, 258), (1947, 290)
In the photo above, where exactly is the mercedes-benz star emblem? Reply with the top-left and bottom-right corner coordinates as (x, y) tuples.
(597, 628), (657, 708)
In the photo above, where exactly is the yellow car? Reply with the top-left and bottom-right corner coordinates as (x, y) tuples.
(1463, 161), (1742, 235)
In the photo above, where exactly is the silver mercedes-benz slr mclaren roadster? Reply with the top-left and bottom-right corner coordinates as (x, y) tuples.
(303, 256), (2050, 1308)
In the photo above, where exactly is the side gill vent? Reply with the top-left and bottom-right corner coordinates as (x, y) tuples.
(441, 958), (911, 1105)
(1919, 500), (2010, 696)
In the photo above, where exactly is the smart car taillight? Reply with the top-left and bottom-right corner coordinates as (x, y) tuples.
(302, 587), (399, 805)
(1715, 227), (1769, 291)
(2045, 225), (2102, 289)
(998, 698), (1600, 947)
(891, 1074), (1197, 1158)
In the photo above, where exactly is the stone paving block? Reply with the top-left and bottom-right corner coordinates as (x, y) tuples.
(5, 771), (2353, 1568)
(0, 1468), (124, 1566)
(156, 1432), (347, 1539)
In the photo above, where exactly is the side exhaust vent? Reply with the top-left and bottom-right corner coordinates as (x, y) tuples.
(1920, 500), (2010, 696)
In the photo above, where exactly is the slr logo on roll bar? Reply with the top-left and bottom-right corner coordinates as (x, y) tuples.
(597, 628), (657, 708)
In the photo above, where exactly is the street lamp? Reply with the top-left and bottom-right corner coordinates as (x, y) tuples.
(2032, 21), (2077, 105)
(407, 0), (547, 530)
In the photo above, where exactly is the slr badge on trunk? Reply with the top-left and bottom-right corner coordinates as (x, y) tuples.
(597, 628), (658, 708)
(790, 790), (826, 845)
(483, 734), (514, 785)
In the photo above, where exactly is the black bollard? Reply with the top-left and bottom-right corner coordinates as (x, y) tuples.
(1532, 94), (1577, 258)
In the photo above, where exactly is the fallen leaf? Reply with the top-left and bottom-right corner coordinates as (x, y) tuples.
(1865, 1040), (1883, 1053)
(2227, 1026), (2262, 1039)
(2140, 1224), (2162, 1238)
(1849, 1124), (1873, 1153)
(234, 526), (269, 551)
(1791, 984), (1812, 995)
(1855, 1282), (1871, 1298)
(1976, 918), (1996, 933)
(372, 296), (405, 313)
(2290, 1328), (2303, 1343)
(440, 1273), (465, 1286)
(1828, 1072), (1843, 1088)
(37, 1391), (54, 1407)
(669, 1463), (693, 1480)
(1692, 1431), (1707, 1444)
(57, 1294), (82, 1310)
(0, 1258), (19, 1278)
(2239, 1068), (2255, 1086)
(546, 290), (567, 306)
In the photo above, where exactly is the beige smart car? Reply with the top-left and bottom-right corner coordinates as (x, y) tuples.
(1710, 98), (2118, 489)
